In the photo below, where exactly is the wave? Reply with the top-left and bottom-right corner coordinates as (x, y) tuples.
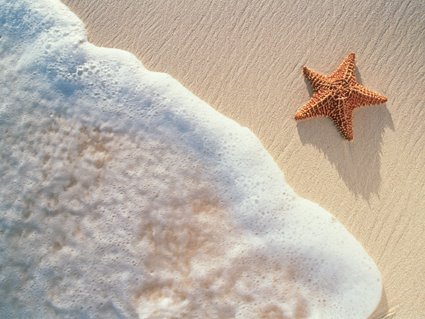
(0, 1), (381, 318)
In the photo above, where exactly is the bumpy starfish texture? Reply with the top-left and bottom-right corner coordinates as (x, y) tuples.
(295, 53), (387, 140)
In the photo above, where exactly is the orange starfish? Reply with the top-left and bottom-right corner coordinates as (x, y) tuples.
(294, 53), (387, 140)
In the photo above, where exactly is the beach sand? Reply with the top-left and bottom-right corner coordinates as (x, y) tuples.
(62, 1), (425, 317)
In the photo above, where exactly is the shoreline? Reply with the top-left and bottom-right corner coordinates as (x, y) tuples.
(62, 0), (425, 317)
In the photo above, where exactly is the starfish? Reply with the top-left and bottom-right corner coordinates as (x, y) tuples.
(294, 53), (387, 140)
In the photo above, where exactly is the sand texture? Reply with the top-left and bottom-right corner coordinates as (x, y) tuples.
(62, 0), (425, 317)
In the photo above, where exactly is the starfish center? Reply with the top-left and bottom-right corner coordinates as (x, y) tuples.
(329, 79), (351, 100)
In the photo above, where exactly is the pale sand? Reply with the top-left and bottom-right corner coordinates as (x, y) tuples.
(62, 1), (425, 317)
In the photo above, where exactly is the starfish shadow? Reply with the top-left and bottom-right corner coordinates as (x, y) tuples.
(296, 105), (392, 200)
(297, 70), (393, 200)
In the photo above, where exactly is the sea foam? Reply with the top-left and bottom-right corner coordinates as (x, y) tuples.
(0, 1), (381, 318)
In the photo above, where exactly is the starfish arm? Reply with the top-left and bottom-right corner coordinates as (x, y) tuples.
(295, 92), (332, 120)
(330, 52), (356, 82)
(350, 83), (387, 108)
(303, 66), (329, 91)
(329, 103), (354, 140)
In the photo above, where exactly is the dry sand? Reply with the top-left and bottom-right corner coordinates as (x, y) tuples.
(62, 0), (425, 317)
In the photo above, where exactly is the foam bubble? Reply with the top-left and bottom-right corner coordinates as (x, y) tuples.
(0, 0), (381, 318)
